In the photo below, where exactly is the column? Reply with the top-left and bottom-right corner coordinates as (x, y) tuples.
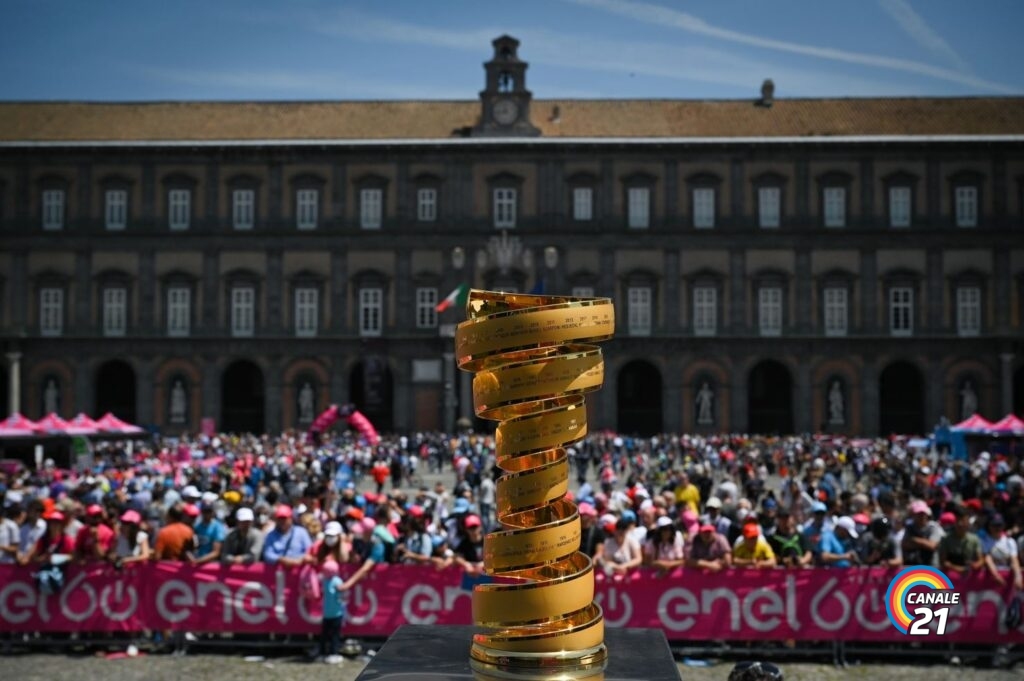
(74, 359), (91, 417)
(1001, 353), (1015, 416)
(442, 351), (456, 433)
(663, 355), (683, 433)
(332, 162), (347, 227)
(926, 249), (943, 333)
(138, 249), (155, 333)
(136, 359), (154, 426)
(75, 250), (91, 332)
(141, 162), (156, 230)
(729, 249), (746, 333)
(269, 162), (283, 226)
(795, 249), (811, 334)
(730, 157), (746, 225)
(395, 249), (412, 333)
(926, 157), (941, 226)
(663, 160), (679, 228)
(599, 248), (615, 304)
(330, 251), (347, 332)
(6, 352), (21, 414)
(202, 250), (219, 333)
(663, 250), (680, 332)
(78, 163), (92, 232)
(393, 370), (412, 433)
(11, 251), (27, 331)
(859, 157), (874, 229)
(600, 159), (615, 225)
(396, 162), (409, 224)
(795, 360), (812, 433)
(202, 356), (221, 426)
(459, 364), (473, 422)
(265, 360), (282, 433)
(266, 249), (283, 334)
(994, 248), (1011, 333)
(794, 159), (809, 228)
(926, 359), (943, 432)
(859, 250), (878, 334)
(729, 360), (748, 433)
(861, 360), (879, 436)
(205, 161), (219, 232)
(330, 358), (349, 407)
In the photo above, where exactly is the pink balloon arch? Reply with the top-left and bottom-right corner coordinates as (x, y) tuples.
(307, 403), (380, 446)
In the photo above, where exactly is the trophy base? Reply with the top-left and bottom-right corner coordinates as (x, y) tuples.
(355, 625), (680, 681)
(469, 641), (607, 680)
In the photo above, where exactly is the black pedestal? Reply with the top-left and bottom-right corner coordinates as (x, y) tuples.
(355, 625), (681, 680)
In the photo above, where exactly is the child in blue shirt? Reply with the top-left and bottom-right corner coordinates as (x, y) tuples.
(319, 559), (346, 664)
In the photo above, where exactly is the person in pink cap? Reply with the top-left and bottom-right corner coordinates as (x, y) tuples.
(261, 504), (312, 566)
(113, 510), (150, 565)
(902, 499), (943, 566)
(73, 504), (115, 564)
(577, 502), (605, 560)
(317, 559), (346, 664)
(27, 511), (74, 564)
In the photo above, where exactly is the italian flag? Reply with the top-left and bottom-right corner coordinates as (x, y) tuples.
(436, 283), (470, 313)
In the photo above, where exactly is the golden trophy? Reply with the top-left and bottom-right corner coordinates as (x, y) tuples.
(455, 289), (615, 680)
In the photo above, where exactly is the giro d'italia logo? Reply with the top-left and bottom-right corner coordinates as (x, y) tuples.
(885, 565), (959, 635)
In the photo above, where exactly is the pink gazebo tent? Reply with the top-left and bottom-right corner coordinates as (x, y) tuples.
(95, 412), (144, 434)
(990, 413), (1024, 435)
(951, 414), (996, 432)
(0, 413), (41, 437)
(65, 413), (100, 436)
(35, 412), (71, 433)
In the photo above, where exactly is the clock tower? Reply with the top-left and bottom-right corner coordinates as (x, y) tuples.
(472, 36), (541, 137)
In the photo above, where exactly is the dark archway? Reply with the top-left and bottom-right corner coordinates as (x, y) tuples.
(221, 361), (265, 433)
(95, 360), (137, 423)
(617, 360), (663, 435)
(1014, 366), (1024, 417)
(0, 367), (7, 417)
(350, 358), (393, 432)
(879, 361), (925, 435)
(748, 360), (793, 434)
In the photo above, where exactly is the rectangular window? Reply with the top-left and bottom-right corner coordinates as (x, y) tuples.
(823, 287), (848, 337)
(693, 286), (717, 336)
(42, 189), (64, 230)
(889, 186), (911, 228)
(693, 188), (715, 229)
(39, 288), (63, 337)
(233, 189), (254, 230)
(417, 188), (437, 222)
(758, 287), (783, 336)
(627, 286), (652, 336)
(168, 189), (191, 230)
(955, 186), (977, 227)
(956, 286), (981, 337)
(103, 287), (127, 337)
(890, 287), (913, 336)
(167, 287), (190, 337)
(571, 286), (595, 298)
(294, 287), (318, 338)
(573, 187), (593, 221)
(758, 187), (780, 228)
(231, 286), (255, 337)
(359, 288), (383, 336)
(416, 287), (438, 329)
(296, 189), (318, 230)
(105, 189), (127, 230)
(823, 187), (846, 228)
(494, 188), (517, 228)
(627, 187), (650, 229)
(360, 188), (383, 229)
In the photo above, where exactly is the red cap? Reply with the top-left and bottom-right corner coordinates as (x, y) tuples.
(362, 492), (377, 504)
(464, 514), (482, 528)
(852, 513), (870, 526)
(273, 505), (293, 519)
(699, 524), (716, 534)
(963, 499), (982, 511)
(182, 504), (200, 518)
(408, 505), (425, 518)
(44, 511), (65, 522)
(938, 511), (956, 526)
(120, 510), (141, 524)
(86, 504), (104, 516)
(742, 524), (760, 539)
(345, 507), (365, 520)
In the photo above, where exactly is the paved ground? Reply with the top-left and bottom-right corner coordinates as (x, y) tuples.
(2, 652), (1021, 681)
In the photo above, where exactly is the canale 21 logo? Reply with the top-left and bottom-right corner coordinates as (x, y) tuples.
(885, 566), (960, 635)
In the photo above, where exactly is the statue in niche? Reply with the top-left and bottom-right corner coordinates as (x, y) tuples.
(298, 382), (315, 423)
(960, 380), (978, 421)
(696, 382), (714, 425)
(170, 380), (187, 424)
(43, 378), (59, 414)
(828, 380), (845, 425)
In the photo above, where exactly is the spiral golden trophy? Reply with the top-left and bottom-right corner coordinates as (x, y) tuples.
(454, 289), (615, 680)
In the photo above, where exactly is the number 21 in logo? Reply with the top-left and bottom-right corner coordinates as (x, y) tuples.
(885, 566), (960, 636)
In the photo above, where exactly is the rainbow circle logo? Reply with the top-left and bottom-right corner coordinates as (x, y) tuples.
(885, 565), (955, 634)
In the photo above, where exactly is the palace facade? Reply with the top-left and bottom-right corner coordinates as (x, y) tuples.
(2, 36), (1023, 436)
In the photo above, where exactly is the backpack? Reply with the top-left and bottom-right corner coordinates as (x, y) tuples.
(299, 564), (321, 601)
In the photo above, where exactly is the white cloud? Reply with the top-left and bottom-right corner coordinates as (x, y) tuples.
(877, 0), (970, 73)
(564, 0), (1017, 94)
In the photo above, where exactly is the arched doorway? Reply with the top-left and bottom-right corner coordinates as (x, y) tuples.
(879, 361), (924, 435)
(1014, 366), (1024, 416)
(617, 360), (663, 435)
(95, 360), (137, 423)
(350, 357), (393, 432)
(748, 360), (793, 434)
(221, 361), (265, 433)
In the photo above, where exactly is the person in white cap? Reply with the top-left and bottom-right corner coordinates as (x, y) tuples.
(220, 508), (262, 565)
(817, 516), (860, 568)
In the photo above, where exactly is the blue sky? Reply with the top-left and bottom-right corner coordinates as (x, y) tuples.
(1, 0), (1021, 101)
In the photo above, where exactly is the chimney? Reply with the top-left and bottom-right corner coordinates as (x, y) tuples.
(759, 79), (775, 107)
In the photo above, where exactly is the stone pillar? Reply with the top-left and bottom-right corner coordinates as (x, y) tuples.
(663, 160), (678, 228)
(74, 359), (91, 417)
(795, 359), (812, 433)
(442, 351), (457, 433)
(330, 357), (349, 407)
(795, 159), (809, 228)
(729, 360), (748, 433)
(395, 249), (412, 333)
(78, 163), (92, 233)
(994, 248), (1011, 333)
(729, 249), (746, 333)
(11, 251), (27, 330)
(664, 250), (680, 332)
(139, 249), (155, 333)
(926, 157), (941, 226)
(266, 249), (283, 333)
(1001, 353), (1015, 416)
(663, 356), (682, 433)
(459, 364), (473, 422)
(141, 162), (156, 230)
(202, 356), (221, 427)
(396, 162), (409, 224)
(393, 365), (412, 433)
(6, 352), (21, 414)
(75, 250), (91, 332)
(202, 250), (219, 333)
(730, 158), (745, 225)
(926, 359), (944, 431)
(859, 157), (874, 229)
(859, 250), (878, 334)
(265, 359), (282, 434)
(205, 162), (219, 232)
(136, 359), (154, 426)
(330, 251), (347, 332)
(795, 249), (811, 334)
(926, 249), (943, 333)
(861, 360), (879, 436)
(269, 162), (283, 226)
(599, 248), (615, 311)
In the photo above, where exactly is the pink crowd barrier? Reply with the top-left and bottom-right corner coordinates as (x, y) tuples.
(0, 564), (1019, 642)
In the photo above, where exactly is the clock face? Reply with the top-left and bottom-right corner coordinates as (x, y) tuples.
(493, 99), (519, 125)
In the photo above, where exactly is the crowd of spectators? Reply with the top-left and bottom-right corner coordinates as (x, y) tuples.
(0, 429), (1021, 591)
